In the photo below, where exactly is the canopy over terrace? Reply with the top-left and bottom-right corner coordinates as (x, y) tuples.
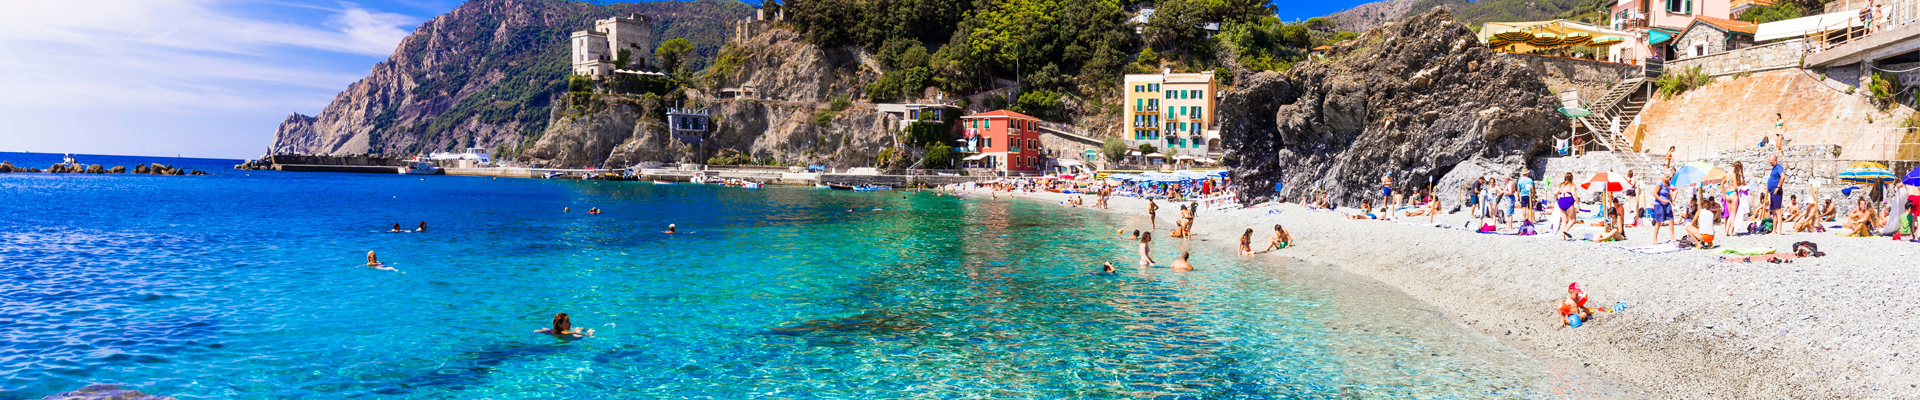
(1478, 19), (1632, 55)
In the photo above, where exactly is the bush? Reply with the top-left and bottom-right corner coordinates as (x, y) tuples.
(568, 75), (594, 93)
(830, 95), (851, 111)
(813, 109), (837, 126)
(1656, 66), (1711, 99)
(1101, 137), (1129, 162)
(1136, 143), (1158, 155)
(876, 148), (894, 166)
(1012, 90), (1065, 121)
(921, 144), (954, 168)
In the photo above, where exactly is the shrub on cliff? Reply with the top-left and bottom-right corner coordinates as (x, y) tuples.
(1656, 66), (1711, 99)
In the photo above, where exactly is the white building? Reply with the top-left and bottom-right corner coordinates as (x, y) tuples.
(571, 14), (653, 78)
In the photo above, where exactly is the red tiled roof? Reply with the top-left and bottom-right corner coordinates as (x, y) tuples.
(962, 110), (1040, 120)
(1692, 15), (1758, 35)
(1311, 45), (1331, 51)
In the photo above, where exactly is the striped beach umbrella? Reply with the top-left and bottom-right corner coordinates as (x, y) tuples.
(1530, 33), (1565, 48)
(1561, 32), (1593, 46)
(1495, 29), (1534, 41)
(1839, 161), (1896, 184)
(1587, 36), (1625, 47)
(1582, 171), (1631, 192)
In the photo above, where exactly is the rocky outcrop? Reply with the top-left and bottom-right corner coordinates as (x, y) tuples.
(268, 0), (749, 157)
(524, 27), (898, 169)
(1325, 0), (1417, 33)
(1221, 9), (1562, 206)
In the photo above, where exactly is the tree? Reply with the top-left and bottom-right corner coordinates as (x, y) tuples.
(1136, 143), (1158, 155)
(921, 144), (955, 168)
(655, 38), (695, 74)
(1304, 17), (1337, 32)
(1738, 3), (1806, 24)
(1101, 137), (1129, 162)
(613, 48), (635, 70)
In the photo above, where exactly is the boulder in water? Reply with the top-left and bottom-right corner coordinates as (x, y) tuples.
(189, 170), (207, 175)
(109, 166), (127, 174)
(85, 164), (103, 174)
(0, 161), (13, 173)
(133, 164), (148, 174)
(33, 383), (179, 400)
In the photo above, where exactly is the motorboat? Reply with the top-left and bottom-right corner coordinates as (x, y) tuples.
(827, 183), (854, 190)
(401, 161), (442, 175)
(852, 185), (892, 191)
(653, 180), (676, 185)
(740, 181), (763, 189)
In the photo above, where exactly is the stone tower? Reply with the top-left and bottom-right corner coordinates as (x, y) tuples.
(571, 13), (653, 78)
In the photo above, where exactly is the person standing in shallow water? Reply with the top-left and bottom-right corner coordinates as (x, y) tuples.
(1147, 199), (1159, 230)
(1170, 252), (1195, 271)
(1138, 232), (1156, 267)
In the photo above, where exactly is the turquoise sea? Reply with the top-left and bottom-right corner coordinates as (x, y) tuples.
(2, 152), (1572, 399)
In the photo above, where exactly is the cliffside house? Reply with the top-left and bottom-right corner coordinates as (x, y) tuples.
(717, 85), (758, 100)
(571, 14), (653, 79)
(1310, 45), (1330, 59)
(1123, 71), (1220, 159)
(666, 108), (710, 145)
(1730, 0), (1774, 17)
(959, 110), (1045, 172)
(876, 103), (960, 133)
(1610, 0), (1735, 62)
(1673, 15), (1759, 58)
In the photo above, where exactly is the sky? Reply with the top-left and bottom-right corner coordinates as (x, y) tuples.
(0, 0), (1380, 160)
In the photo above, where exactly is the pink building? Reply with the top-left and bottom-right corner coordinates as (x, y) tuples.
(1611, 0), (1735, 62)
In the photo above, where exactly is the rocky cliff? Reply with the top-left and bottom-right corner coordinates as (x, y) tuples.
(268, 0), (748, 157)
(1324, 0), (1417, 33)
(522, 28), (900, 169)
(1221, 9), (1562, 206)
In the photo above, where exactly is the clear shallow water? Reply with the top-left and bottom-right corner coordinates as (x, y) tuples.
(1, 152), (1559, 399)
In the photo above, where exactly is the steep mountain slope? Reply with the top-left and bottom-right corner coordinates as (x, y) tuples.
(1325, 0), (1416, 33)
(268, 0), (749, 157)
(1221, 9), (1561, 205)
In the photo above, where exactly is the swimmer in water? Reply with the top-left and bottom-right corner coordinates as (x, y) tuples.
(564, 207), (570, 213)
(588, 207), (602, 215)
(1170, 252), (1195, 271)
(663, 224), (676, 234)
(416, 221), (427, 232)
(366, 251), (395, 271)
(535, 312), (594, 338)
(1101, 261), (1117, 274)
(389, 223), (402, 232)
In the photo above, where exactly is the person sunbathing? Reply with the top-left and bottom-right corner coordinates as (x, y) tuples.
(1594, 206), (1627, 242)
(1239, 229), (1256, 256)
(1789, 203), (1822, 233)
(1346, 200), (1380, 220)
(1843, 198), (1875, 237)
(1819, 199), (1837, 222)
(1683, 198), (1719, 249)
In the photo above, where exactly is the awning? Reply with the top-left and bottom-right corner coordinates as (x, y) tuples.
(1173, 155), (1194, 160)
(1144, 153), (1166, 158)
(1648, 29), (1674, 44)
(1757, 11), (1862, 42)
(962, 154), (989, 161)
(1057, 158), (1084, 166)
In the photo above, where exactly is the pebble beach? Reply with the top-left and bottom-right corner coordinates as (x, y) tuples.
(984, 188), (1920, 399)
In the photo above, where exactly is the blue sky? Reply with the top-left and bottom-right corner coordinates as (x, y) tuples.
(0, 0), (1379, 159)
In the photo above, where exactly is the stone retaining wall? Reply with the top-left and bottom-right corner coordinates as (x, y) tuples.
(821, 174), (996, 187)
(1494, 53), (1640, 105)
(1666, 40), (1808, 77)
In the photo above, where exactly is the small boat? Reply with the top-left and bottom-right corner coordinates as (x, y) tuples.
(828, 183), (854, 191)
(653, 180), (675, 185)
(401, 161), (441, 175)
(852, 185), (892, 191)
(542, 171), (564, 179)
(740, 182), (763, 189)
(814, 183), (830, 189)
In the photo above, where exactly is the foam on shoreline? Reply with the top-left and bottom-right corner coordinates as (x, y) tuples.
(979, 188), (1920, 399)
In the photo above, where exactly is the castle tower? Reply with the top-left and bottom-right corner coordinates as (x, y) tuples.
(571, 13), (654, 79)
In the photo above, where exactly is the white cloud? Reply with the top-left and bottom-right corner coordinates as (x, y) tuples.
(0, 0), (420, 111)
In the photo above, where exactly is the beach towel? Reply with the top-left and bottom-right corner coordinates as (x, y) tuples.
(1621, 243), (1687, 254)
(1264, 209), (1284, 216)
(1716, 248), (1778, 256)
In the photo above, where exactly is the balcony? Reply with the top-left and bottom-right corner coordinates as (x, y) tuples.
(1133, 107), (1160, 114)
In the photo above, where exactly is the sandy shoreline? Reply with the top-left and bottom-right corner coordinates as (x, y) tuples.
(964, 187), (1919, 399)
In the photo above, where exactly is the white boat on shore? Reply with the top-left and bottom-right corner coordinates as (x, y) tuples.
(401, 161), (441, 175)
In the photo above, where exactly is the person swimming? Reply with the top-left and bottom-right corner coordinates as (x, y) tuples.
(536, 312), (594, 338)
(366, 251), (395, 271)
(663, 224), (676, 234)
(389, 223), (403, 232)
(564, 207), (570, 213)
(1170, 252), (1195, 271)
(1101, 261), (1117, 274)
(588, 207), (602, 215)
(416, 221), (427, 232)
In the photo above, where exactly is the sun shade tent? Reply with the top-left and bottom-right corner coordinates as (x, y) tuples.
(1481, 20), (1634, 54)
(1756, 11), (1865, 42)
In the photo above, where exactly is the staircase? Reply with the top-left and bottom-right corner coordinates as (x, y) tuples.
(1575, 78), (1650, 153)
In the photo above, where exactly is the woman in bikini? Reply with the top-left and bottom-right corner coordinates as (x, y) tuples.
(1239, 229), (1256, 256)
(1725, 162), (1748, 237)
(1554, 173), (1579, 240)
(1346, 199), (1379, 220)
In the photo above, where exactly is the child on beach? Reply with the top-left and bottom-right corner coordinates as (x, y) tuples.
(1558, 283), (1592, 328)
(1147, 199), (1159, 230)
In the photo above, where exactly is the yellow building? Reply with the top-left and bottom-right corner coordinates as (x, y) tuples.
(1122, 71), (1218, 159)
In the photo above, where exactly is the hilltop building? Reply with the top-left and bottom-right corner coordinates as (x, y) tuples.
(571, 14), (653, 78)
(959, 110), (1045, 172)
(666, 108), (710, 145)
(1609, 0), (1735, 62)
(1123, 71), (1219, 160)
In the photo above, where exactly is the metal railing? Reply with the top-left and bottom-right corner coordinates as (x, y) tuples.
(1807, 0), (1920, 53)
(1652, 127), (1920, 162)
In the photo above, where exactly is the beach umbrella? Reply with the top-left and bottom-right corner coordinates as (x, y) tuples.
(1906, 166), (1920, 186)
(1561, 32), (1593, 46)
(1670, 161), (1716, 187)
(1839, 161), (1896, 185)
(1700, 167), (1732, 187)
(1581, 171), (1631, 192)
(1495, 29), (1534, 41)
(1529, 32), (1564, 48)
(1587, 36), (1625, 47)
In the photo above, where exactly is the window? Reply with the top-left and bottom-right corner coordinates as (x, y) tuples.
(1150, 83), (1158, 92)
(1194, 89), (1203, 99)
(984, 119), (990, 129)
(1135, 99), (1142, 111)
(1148, 99), (1157, 109)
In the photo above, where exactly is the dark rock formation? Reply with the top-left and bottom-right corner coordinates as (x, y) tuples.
(109, 166), (126, 174)
(34, 383), (177, 400)
(85, 164), (103, 174)
(0, 161), (12, 173)
(133, 164), (148, 174)
(267, 0), (750, 157)
(1221, 9), (1561, 206)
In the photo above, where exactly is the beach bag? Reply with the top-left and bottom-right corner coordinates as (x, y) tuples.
(1676, 234), (1697, 248)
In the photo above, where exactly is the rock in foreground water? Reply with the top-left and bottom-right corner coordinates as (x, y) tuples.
(34, 384), (178, 400)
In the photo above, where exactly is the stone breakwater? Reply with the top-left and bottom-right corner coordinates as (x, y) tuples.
(0, 161), (206, 175)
